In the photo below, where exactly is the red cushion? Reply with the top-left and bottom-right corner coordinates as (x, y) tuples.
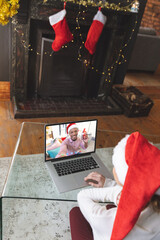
(69, 207), (93, 240)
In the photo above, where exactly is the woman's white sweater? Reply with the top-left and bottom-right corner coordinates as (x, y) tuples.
(77, 182), (160, 240)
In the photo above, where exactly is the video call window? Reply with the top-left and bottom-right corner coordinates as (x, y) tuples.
(45, 120), (97, 161)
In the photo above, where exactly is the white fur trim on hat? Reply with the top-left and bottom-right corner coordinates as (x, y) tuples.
(93, 10), (107, 25)
(112, 134), (160, 196)
(112, 134), (130, 185)
(49, 9), (66, 26)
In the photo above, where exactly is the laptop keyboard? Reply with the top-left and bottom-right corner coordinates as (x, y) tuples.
(53, 157), (99, 176)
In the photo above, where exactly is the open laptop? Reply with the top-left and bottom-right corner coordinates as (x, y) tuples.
(45, 119), (113, 193)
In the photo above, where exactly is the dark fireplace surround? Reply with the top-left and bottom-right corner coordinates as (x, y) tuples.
(11, 0), (147, 118)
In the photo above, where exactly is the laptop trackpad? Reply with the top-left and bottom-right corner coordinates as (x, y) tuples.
(74, 172), (89, 187)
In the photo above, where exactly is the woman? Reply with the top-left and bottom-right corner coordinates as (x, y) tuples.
(70, 132), (160, 240)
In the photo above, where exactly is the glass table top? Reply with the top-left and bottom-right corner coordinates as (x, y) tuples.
(2, 122), (160, 201)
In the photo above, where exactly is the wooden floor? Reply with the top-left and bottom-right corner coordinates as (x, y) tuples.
(0, 71), (160, 158)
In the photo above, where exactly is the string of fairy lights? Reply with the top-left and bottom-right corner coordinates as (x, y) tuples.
(73, 6), (138, 83)
(12, 0), (139, 83)
(48, 0), (137, 12)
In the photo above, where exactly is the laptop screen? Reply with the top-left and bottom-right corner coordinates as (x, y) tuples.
(45, 119), (97, 162)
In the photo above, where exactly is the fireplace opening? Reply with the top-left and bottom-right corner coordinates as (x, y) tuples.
(38, 38), (86, 97)
(27, 19), (91, 99)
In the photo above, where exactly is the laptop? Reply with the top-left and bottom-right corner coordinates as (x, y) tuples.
(45, 119), (113, 193)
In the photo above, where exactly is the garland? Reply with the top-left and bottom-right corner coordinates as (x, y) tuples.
(61, 0), (135, 12)
(0, 0), (20, 25)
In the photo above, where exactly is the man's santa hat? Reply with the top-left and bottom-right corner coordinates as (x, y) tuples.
(111, 132), (160, 240)
(67, 123), (79, 134)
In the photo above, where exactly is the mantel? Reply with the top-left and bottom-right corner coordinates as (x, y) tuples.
(16, 0), (137, 24)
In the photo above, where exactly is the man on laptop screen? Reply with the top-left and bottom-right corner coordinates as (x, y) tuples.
(56, 123), (88, 158)
(46, 121), (96, 160)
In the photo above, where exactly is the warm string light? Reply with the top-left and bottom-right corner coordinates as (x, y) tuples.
(13, 18), (137, 81)
(66, 1), (139, 83)
(76, 15), (138, 84)
(12, 1), (138, 84)
(61, 0), (136, 13)
(12, 19), (52, 56)
(104, 16), (138, 83)
(76, 10), (83, 60)
(74, 9), (87, 60)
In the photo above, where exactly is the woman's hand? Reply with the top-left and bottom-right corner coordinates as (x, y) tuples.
(84, 172), (106, 188)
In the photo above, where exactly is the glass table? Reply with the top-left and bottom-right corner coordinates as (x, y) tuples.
(1, 122), (160, 240)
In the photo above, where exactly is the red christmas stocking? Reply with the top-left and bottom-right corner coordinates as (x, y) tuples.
(85, 9), (107, 55)
(49, 9), (73, 51)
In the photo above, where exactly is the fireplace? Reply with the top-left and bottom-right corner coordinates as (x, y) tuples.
(11, 0), (147, 118)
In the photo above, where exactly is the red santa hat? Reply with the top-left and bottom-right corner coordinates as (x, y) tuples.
(67, 123), (79, 134)
(111, 132), (160, 240)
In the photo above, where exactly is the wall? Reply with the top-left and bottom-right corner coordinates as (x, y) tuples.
(0, 23), (11, 100)
(141, 0), (160, 35)
(0, 23), (11, 81)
